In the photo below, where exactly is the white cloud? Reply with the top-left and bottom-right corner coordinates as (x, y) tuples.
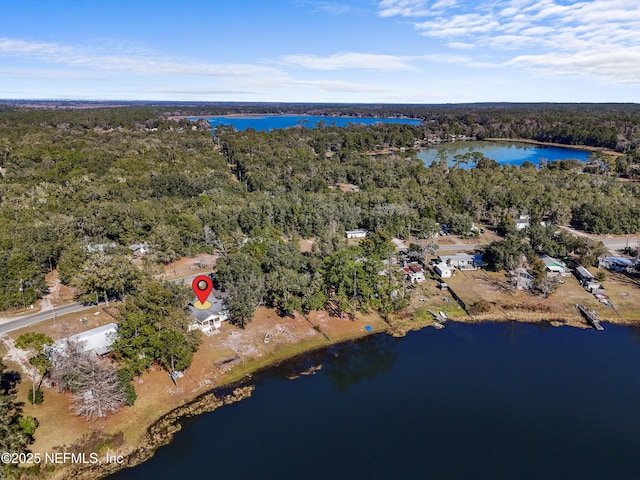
(0, 38), (281, 78)
(314, 2), (352, 15)
(377, 0), (640, 83)
(509, 47), (640, 83)
(280, 52), (418, 70)
(377, 0), (431, 17)
(0, 67), (99, 79)
(446, 42), (476, 49)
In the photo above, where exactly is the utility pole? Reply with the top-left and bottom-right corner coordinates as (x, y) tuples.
(19, 279), (26, 309)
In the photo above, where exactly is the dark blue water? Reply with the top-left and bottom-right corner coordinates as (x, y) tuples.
(190, 115), (421, 132)
(110, 322), (640, 480)
(418, 142), (592, 167)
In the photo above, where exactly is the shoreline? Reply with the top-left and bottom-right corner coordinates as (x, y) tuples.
(17, 264), (640, 479)
(483, 137), (623, 156)
(63, 310), (639, 479)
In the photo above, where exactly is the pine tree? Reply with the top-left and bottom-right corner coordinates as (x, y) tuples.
(0, 361), (32, 474)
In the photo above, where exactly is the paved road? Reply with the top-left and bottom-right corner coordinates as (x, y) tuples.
(559, 226), (640, 254)
(0, 302), (87, 335)
(0, 273), (206, 335)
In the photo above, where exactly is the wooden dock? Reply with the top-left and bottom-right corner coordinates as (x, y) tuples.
(575, 303), (604, 331)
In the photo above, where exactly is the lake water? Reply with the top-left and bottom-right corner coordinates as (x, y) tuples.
(418, 141), (592, 167)
(110, 322), (640, 480)
(192, 115), (422, 132)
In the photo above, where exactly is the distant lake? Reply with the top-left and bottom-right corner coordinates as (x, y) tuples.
(110, 322), (640, 480)
(418, 141), (592, 167)
(191, 115), (422, 132)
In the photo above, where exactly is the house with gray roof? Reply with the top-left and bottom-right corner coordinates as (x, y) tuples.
(541, 255), (567, 276)
(188, 297), (229, 335)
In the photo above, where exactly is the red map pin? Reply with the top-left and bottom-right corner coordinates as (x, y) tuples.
(192, 275), (213, 308)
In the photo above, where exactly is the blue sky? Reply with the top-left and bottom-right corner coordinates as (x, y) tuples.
(1, 0), (639, 103)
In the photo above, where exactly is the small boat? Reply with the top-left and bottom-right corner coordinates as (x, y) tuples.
(433, 321), (445, 329)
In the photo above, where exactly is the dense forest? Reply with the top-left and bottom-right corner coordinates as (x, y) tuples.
(1, 103), (639, 317)
(2, 103), (640, 476)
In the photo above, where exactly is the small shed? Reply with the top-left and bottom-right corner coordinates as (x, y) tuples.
(129, 242), (149, 257)
(435, 263), (453, 278)
(515, 215), (530, 231)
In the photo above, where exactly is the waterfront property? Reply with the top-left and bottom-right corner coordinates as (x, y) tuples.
(575, 266), (595, 285)
(575, 266), (602, 292)
(540, 255), (567, 276)
(110, 323), (640, 480)
(188, 298), (229, 335)
(403, 264), (426, 283)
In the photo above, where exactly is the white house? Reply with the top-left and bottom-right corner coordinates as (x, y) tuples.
(346, 229), (368, 239)
(52, 323), (118, 356)
(188, 298), (229, 335)
(403, 264), (426, 283)
(435, 263), (452, 278)
(438, 253), (479, 269)
(515, 215), (530, 231)
(128, 242), (149, 257)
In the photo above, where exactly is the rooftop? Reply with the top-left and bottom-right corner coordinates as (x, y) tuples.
(54, 323), (118, 356)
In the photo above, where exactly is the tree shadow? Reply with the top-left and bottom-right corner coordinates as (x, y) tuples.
(0, 369), (22, 395)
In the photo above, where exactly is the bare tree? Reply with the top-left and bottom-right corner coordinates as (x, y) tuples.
(70, 355), (125, 420)
(50, 339), (126, 419)
(536, 277), (556, 298)
(49, 337), (88, 393)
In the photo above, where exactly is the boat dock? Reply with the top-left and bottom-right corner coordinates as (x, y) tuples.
(428, 310), (448, 321)
(575, 303), (605, 331)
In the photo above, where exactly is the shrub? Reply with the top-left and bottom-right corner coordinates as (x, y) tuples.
(118, 369), (137, 406)
(28, 388), (44, 405)
(18, 416), (39, 436)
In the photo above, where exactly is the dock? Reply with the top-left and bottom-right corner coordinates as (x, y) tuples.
(428, 310), (448, 322)
(575, 303), (604, 331)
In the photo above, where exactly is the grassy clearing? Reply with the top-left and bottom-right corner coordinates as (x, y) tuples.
(445, 268), (640, 326)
